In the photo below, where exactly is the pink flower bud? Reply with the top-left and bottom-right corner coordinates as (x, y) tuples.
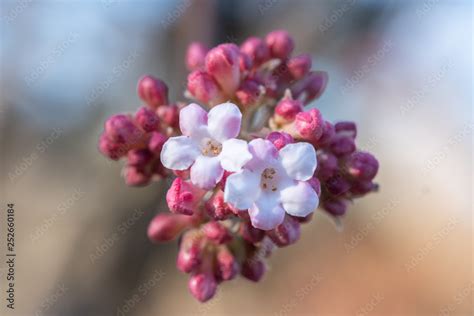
(315, 121), (335, 147)
(287, 54), (312, 79)
(325, 175), (351, 196)
(275, 98), (303, 123)
(205, 191), (233, 220)
(177, 232), (203, 273)
(157, 104), (179, 129)
(316, 152), (338, 180)
(216, 247), (238, 281)
(98, 134), (126, 160)
(203, 222), (232, 244)
(292, 71), (328, 103)
(186, 42), (208, 71)
(187, 70), (222, 105)
(135, 106), (159, 132)
(240, 37), (270, 66)
(147, 213), (192, 243)
(346, 152), (379, 180)
(105, 114), (142, 145)
(236, 79), (261, 107)
(265, 30), (295, 59)
(240, 221), (265, 243)
(148, 131), (167, 154)
(166, 178), (204, 215)
(127, 148), (153, 166)
(267, 216), (300, 247)
(239, 53), (253, 72)
(173, 169), (190, 179)
(323, 199), (347, 216)
(205, 43), (241, 95)
(266, 131), (293, 150)
(295, 108), (324, 141)
(335, 121), (357, 138)
(350, 180), (377, 195)
(241, 258), (265, 282)
(124, 165), (151, 186)
(329, 135), (356, 157)
(137, 75), (169, 108)
(188, 272), (217, 302)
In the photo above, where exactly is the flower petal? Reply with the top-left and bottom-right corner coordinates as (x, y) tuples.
(161, 136), (200, 170)
(224, 169), (260, 210)
(280, 181), (319, 217)
(190, 155), (224, 190)
(246, 138), (279, 172)
(219, 139), (252, 172)
(179, 103), (209, 139)
(248, 192), (285, 230)
(279, 142), (317, 181)
(207, 102), (242, 142)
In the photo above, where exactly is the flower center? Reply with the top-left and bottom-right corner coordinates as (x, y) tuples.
(260, 167), (278, 192)
(201, 138), (222, 157)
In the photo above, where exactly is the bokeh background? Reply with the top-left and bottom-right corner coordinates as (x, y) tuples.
(1, 0), (472, 315)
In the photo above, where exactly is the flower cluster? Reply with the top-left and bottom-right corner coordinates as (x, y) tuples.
(98, 30), (379, 302)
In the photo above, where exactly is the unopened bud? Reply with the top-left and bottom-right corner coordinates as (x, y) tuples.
(186, 42), (208, 71)
(137, 75), (169, 108)
(205, 43), (241, 95)
(265, 30), (295, 59)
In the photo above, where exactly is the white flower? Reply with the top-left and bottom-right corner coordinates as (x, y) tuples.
(224, 139), (319, 230)
(160, 102), (252, 190)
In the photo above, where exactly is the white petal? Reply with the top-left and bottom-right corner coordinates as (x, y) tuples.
(280, 181), (319, 217)
(219, 139), (252, 172)
(160, 136), (200, 170)
(249, 192), (285, 230)
(179, 103), (209, 139)
(279, 142), (317, 181)
(207, 102), (242, 142)
(190, 155), (224, 190)
(224, 169), (259, 210)
(246, 138), (279, 172)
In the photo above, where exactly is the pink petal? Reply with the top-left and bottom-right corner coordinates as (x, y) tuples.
(207, 102), (242, 142)
(219, 139), (252, 172)
(245, 138), (279, 172)
(279, 142), (316, 181)
(190, 155), (224, 190)
(160, 136), (200, 170)
(280, 181), (319, 217)
(224, 169), (260, 210)
(179, 103), (209, 139)
(248, 192), (285, 230)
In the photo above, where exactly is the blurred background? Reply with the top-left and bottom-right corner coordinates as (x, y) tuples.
(0, 0), (472, 315)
